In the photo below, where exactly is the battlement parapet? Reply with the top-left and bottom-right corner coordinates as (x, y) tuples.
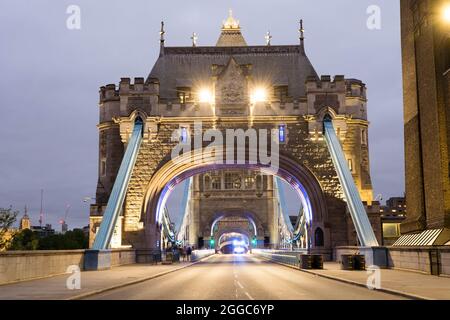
(119, 77), (159, 95)
(306, 75), (346, 92)
(100, 84), (119, 103)
(345, 79), (367, 99)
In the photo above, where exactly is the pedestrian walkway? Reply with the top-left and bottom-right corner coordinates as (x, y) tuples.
(301, 262), (450, 300)
(0, 261), (197, 300)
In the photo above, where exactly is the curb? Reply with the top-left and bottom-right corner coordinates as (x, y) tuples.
(66, 254), (215, 300)
(253, 254), (429, 301)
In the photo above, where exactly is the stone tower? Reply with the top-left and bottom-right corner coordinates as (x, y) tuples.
(89, 11), (380, 255)
(188, 170), (278, 248)
(400, 0), (450, 234)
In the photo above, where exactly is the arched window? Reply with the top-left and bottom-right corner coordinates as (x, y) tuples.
(314, 228), (324, 247)
(444, 38), (450, 72)
(256, 175), (262, 190)
(204, 175), (211, 191)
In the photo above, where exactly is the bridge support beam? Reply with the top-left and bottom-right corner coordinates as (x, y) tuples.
(84, 249), (112, 271)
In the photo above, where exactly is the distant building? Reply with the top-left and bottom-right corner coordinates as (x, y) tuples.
(31, 224), (55, 238)
(82, 225), (90, 238)
(19, 207), (31, 231)
(61, 222), (68, 234)
(380, 197), (407, 246)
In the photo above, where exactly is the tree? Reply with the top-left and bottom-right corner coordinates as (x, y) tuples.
(0, 207), (18, 250)
(38, 229), (88, 250)
(9, 229), (39, 250)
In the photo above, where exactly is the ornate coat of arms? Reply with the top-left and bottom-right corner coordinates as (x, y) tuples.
(215, 58), (249, 114)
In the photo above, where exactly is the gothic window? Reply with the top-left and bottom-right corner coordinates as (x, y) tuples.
(233, 175), (242, 189)
(444, 38), (450, 73)
(224, 172), (234, 189)
(177, 87), (191, 104)
(100, 158), (106, 177)
(244, 176), (255, 189)
(274, 86), (288, 103)
(212, 177), (221, 190)
(361, 128), (367, 145)
(204, 175), (211, 190)
(314, 228), (324, 247)
(348, 159), (353, 172)
(224, 172), (242, 189)
(256, 174), (262, 190)
(180, 126), (188, 143)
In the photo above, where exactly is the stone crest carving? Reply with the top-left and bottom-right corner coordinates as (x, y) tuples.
(214, 58), (249, 114)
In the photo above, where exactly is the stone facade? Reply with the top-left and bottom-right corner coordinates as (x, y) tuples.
(188, 170), (276, 248)
(400, 0), (450, 233)
(90, 13), (378, 255)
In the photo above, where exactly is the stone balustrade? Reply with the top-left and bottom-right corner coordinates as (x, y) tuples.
(0, 248), (136, 285)
(334, 246), (450, 276)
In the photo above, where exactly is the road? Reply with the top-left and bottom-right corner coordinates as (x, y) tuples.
(86, 254), (405, 300)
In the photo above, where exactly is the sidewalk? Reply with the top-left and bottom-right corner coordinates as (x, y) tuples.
(0, 261), (199, 300)
(301, 262), (450, 300)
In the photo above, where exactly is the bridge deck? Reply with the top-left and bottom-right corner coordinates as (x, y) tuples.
(2, 254), (448, 300)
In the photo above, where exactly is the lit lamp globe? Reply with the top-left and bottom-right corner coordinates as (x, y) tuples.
(199, 89), (213, 104)
(251, 88), (268, 104)
(444, 4), (450, 23)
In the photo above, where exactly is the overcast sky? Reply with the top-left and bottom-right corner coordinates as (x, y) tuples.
(0, 0), (404, 230)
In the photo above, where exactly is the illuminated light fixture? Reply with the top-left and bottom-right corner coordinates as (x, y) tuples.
(251, 88), (268, 104)
(180, 126), (188, 143)
(444, 4), (450, 23)
(279, 125), (286, 143)
(198, 88), (213, 103)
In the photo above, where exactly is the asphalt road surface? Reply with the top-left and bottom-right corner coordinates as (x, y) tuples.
(86, 254), (405, 300)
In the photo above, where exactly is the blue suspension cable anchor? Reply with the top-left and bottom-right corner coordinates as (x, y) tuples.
(92, 117), (144, 250)
(323, 116), (378, 247)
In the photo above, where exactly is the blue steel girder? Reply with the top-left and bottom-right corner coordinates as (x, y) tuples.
(323, 118), (378, 247)
(92, 118), (143, 250)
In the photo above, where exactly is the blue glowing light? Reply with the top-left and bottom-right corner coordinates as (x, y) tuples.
(279, 125), (286, 143)
(180, 127), (188, 143)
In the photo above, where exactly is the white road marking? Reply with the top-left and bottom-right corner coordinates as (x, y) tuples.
(237, 281), (244, 289)
(245, 292), (254, 300)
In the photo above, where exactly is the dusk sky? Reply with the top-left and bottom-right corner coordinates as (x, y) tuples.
(0, 0), (404, 230)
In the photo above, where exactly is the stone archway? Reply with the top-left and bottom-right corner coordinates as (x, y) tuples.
(208, 211), (260, 248)
(137, 150), (329, 252)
